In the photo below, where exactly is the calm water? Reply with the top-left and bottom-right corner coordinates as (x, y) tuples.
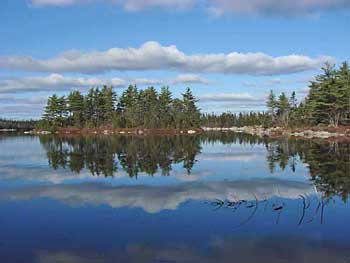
(0, 132), (349, 263)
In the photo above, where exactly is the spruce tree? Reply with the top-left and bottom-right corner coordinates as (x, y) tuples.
(158, 86), (173, 128)
(68, 90), (84, 127)
(267, 90), (277, 125)
(182, 88), (201, 128)
(277, 92), (291, 126)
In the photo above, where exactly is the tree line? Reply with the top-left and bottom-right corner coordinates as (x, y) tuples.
(0, 118), (37, 130)
(39, 85), (201, 129)
(38, 62), (349, 129)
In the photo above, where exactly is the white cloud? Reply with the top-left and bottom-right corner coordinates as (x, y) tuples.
(30, 0), (350, 15)
(0, 96), (47, 105)
(199, 92), (260, 102)
(243, 78), (283, 88)
(0, 74), (125, 93)
(131, 78), (162, 86)
(199, 152), (262, 162)
(207, 0), (350, 16)
(0, 73), (209, 94)
(170, 74), (209, 85)
(0, 42), (333, 75)
(30, 0), (197, 10)
(242, 76), (314, 88)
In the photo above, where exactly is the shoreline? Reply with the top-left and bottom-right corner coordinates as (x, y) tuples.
(203, 126), (350, 140)
(16, 125), (350, 141)
(30, 127), (204, 135)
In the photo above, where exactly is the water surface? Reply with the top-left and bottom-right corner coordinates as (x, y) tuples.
(0, 132), (349, 263)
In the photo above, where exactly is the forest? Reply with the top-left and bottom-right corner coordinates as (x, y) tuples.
(38, 86), (201, 130)
(204, 62), (350, 128)
(34, 62), (350, 130)
(0, 118), (37, 130)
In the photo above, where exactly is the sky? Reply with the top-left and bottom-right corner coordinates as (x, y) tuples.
(0, 0), (349, 119)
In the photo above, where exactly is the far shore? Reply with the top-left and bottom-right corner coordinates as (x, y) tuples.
(30, 127), (204, 136)
(13, 125), (348, 140)
(203, 126), (350, 140)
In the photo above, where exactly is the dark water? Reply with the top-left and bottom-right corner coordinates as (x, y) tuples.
(0, 132), (349, 263)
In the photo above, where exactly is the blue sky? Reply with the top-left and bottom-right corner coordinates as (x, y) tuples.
(0, 0), (349, 119)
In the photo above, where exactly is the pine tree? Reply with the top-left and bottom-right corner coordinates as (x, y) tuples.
(307, 63), (347, 126)
(68, 90), (84, 127)
(84, 88), (96, 127)
(119, 85), (139, 128)
(337, 62), (350, 124)
(142, 87), (159, 128)
(267, 90), (277, 125)
(289, 91), (297, 111)
(101, 85), (117, 124)
(43, 94), (59, 126)
(172, 98), (185, 128)
(182, 88), (201, 128)
(158, 86), (173, 128)
(277, 92), (291, 126)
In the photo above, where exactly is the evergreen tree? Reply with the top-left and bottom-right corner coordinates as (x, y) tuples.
(84, 88), (95, 127)
(172, 98), (185, 128)
(119, 85), (140, 128)
(142, 87), (159, 128)
(289, 91), (297, 111)
(277, 92), (291, 126)
(267, 90), (277, 124)
(68, 90), (84, 127)
(306, 63), (348, 126)
(43, 94), (59, 127)
(182, 88), (201, 128)
(158, 86), (173, 128)
(101, 85), (117, 124)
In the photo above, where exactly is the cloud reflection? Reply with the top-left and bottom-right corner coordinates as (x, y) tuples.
(0, 179), (316, 213)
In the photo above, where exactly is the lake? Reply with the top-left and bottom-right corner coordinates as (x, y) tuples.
(0, 132), (349, 263)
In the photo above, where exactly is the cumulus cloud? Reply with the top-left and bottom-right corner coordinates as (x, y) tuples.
(0, 74), (125, 94)
(170, 74), (210, 85)
(0, 96), (47, 105)
(198, 92), (260, 102)
(0, 73), (210, 94)
(30, 0), (350, 15)
(0, 179), (316, 213)
(131, 78), (162, 86)
(0, 42), (332, 75)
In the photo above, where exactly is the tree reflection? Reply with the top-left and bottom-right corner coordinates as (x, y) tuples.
(265, 138), (350, 201)
(39, 135), (202, 178)
(39, 133), (350, 201)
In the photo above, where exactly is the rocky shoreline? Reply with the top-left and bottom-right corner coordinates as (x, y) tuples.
(29, 127), (203, 136)
(19, 126), (350, 140)
(202, 126), (350, 140)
